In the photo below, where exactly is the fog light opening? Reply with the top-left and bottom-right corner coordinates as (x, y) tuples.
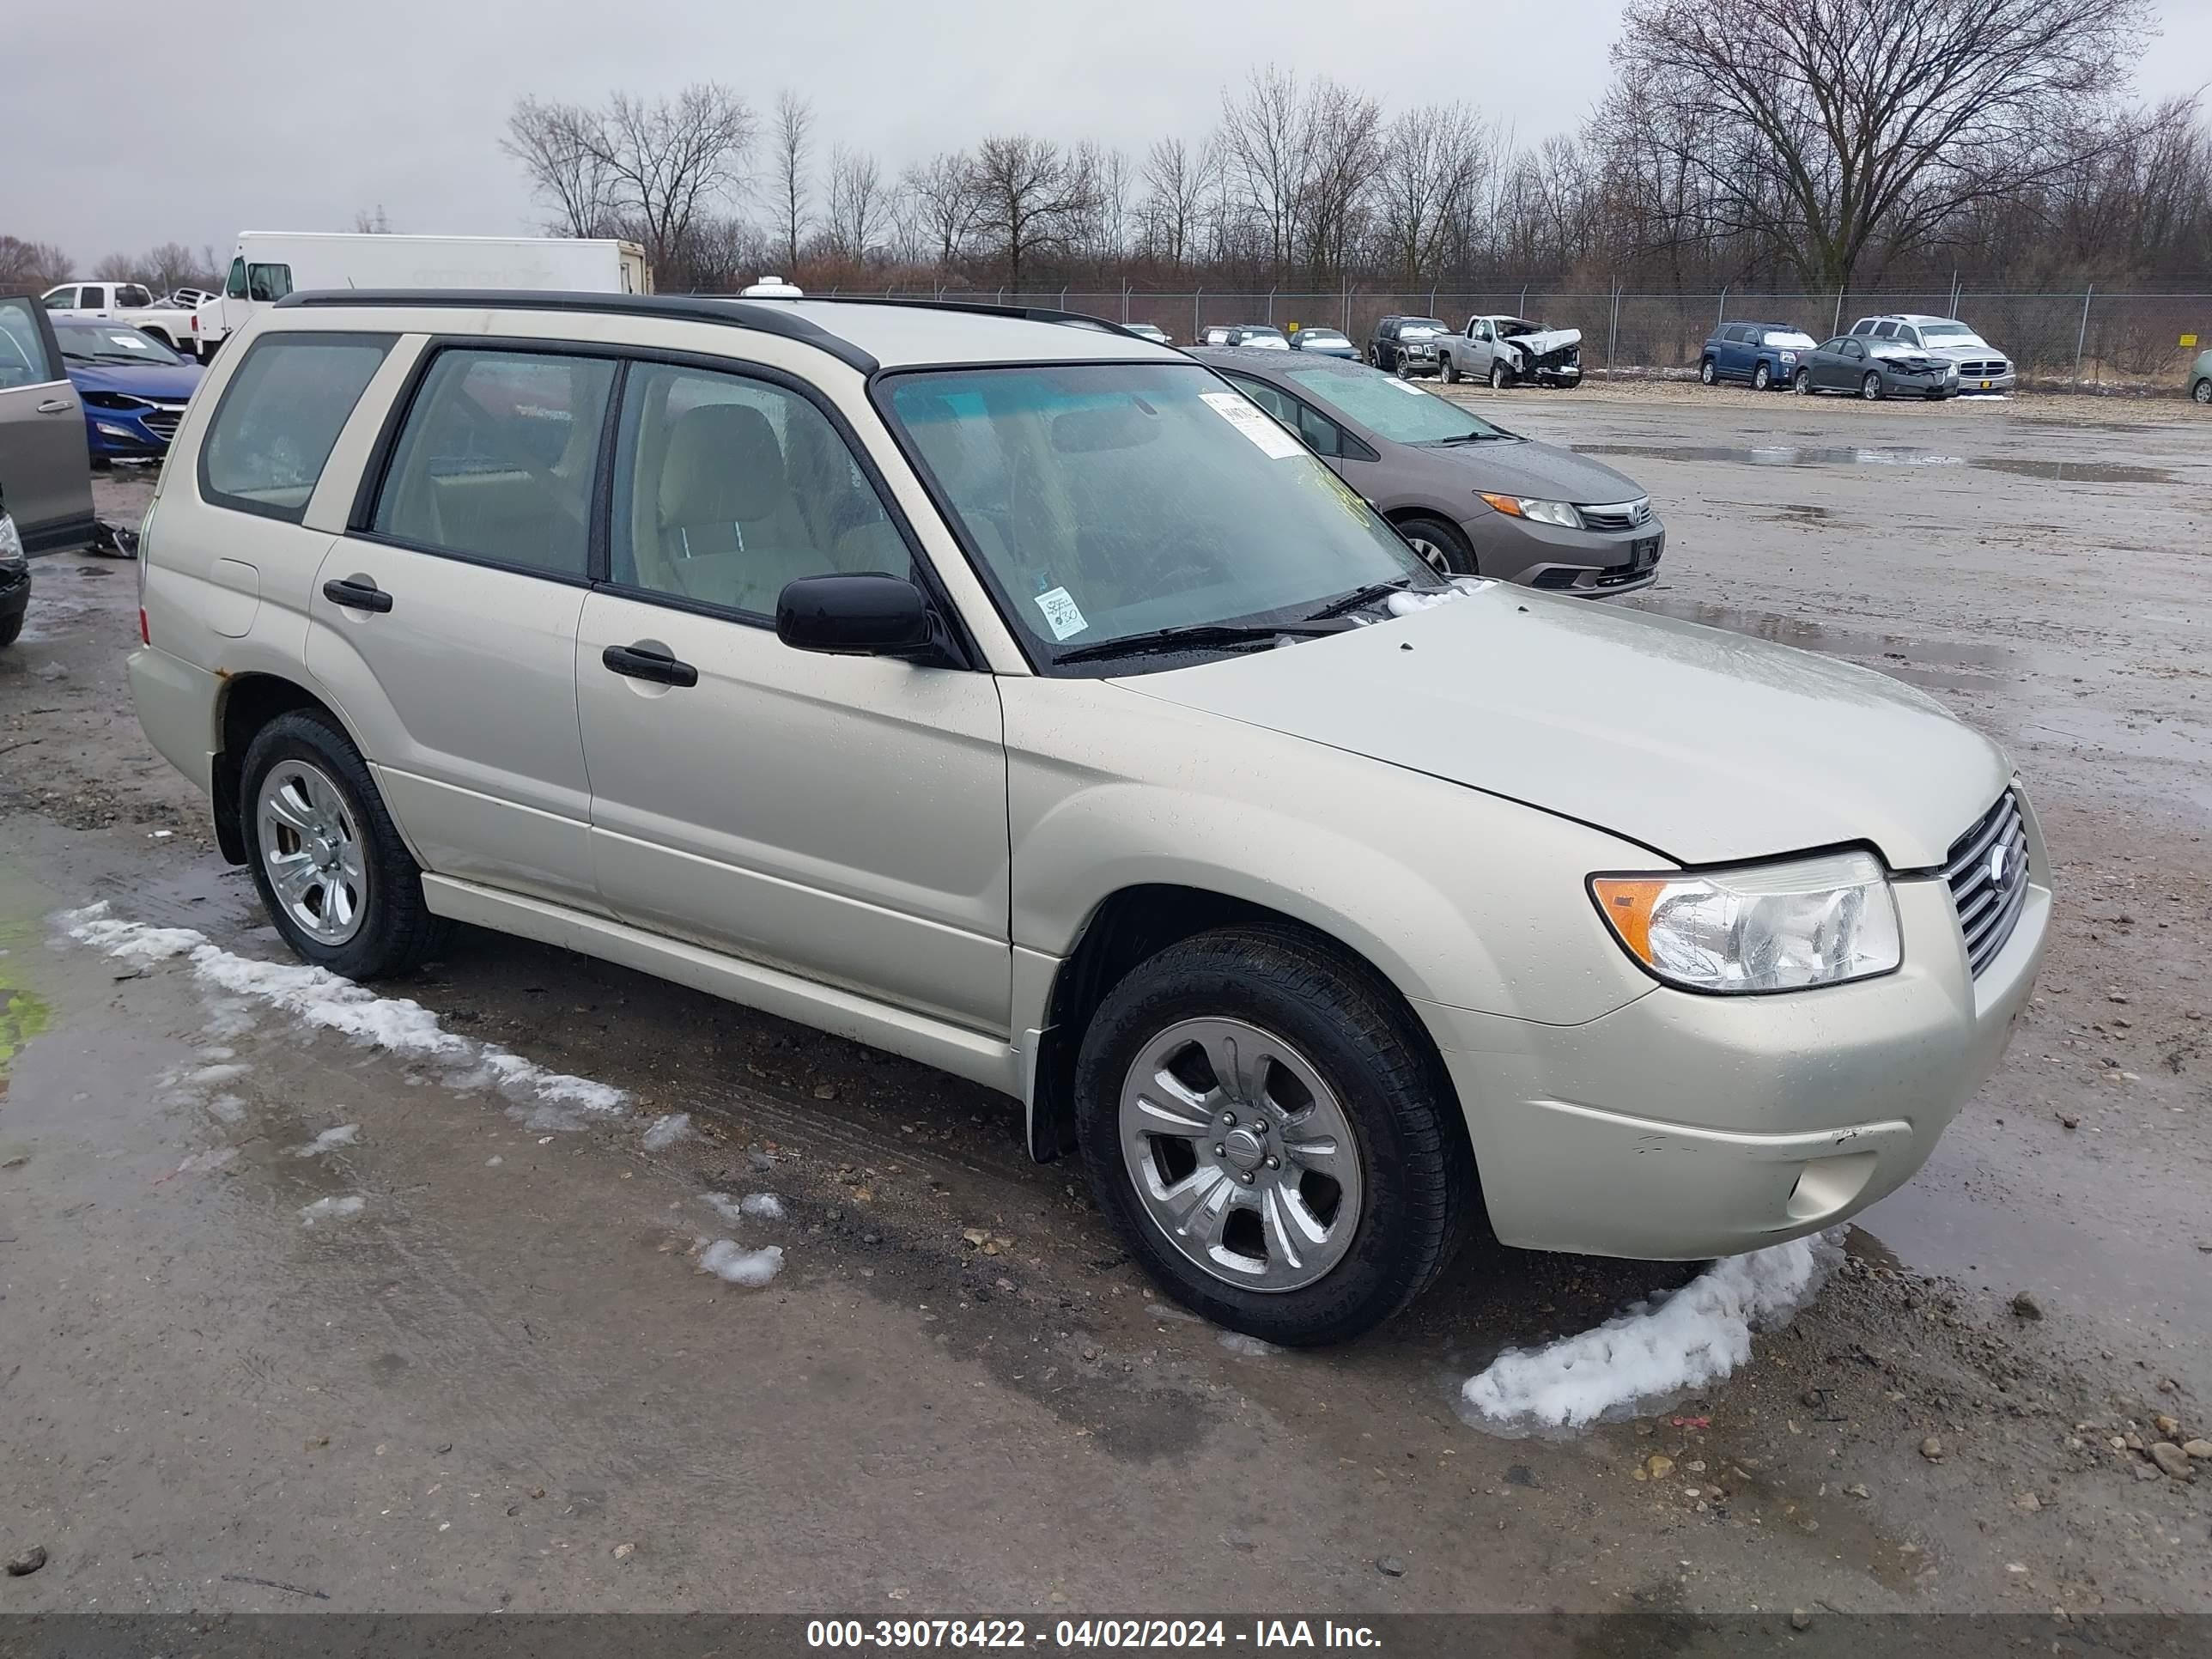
(1784, 1150), (1880, 1222)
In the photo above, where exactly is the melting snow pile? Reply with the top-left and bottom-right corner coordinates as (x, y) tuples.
(703, 1191), (783, 1224)
(641, 1112), (692, 1151)
(1461, 1237), (1836, 1431)
(1386, 575), (1491, 617)
(300, 1194), (365, 1225)
(293, 1124), (361, 1157)
(59, 903), (626, 1129)
(699, 1241), (784, 1286)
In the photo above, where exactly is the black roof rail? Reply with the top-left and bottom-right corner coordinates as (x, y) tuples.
(272, 289), (880, 373)
(791, 292), (1154, 343)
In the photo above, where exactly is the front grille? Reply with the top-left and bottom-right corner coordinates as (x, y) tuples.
(1577, 499), (1651, 532)
(143, 406), (184, 440)
(1943, 791), (2031, 976)
(1959, 359), (2008, 377)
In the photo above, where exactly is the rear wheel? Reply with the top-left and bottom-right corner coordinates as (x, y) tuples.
(1396, 514), (1476, 577)
(1075, 927), (1474, 1346)
(1861, 371), (1884, 401)
(240, 709), (449, 980)
(1753, 361), (1772, 391)
(1443, 355), (1460, 384)
(1698, 357), (1717, 386)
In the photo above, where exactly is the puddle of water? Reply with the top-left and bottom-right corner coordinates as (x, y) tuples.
(1, 976), (52, 1068)
(1578, 443), (2173, 483)
(1631, 599), (2016, 692)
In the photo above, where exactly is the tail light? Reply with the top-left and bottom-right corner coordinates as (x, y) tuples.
(139, 607), (149, 646)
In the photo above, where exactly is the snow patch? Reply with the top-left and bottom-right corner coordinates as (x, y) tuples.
(738, 1192), (785, 1221)
(58, 903), (627, 1130)
(190, 1062), (249, 1087)
(207, 1094), (247, 1124)
(641, 1112), (692, 1151)
(1218, 1331), (1280, 1358)
(699, 1240), (784, 1286)
(301, 1194), (365, 1225)
(702, 1193), (747, 1224)
(170, 1147), (238, 1177)
(1460, 1236), (1837, 1432)
(1387, 575), (1491, 617)
(293, 1124), (361, 1157)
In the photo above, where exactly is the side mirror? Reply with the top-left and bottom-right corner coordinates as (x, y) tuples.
(776, 573), (939, 659)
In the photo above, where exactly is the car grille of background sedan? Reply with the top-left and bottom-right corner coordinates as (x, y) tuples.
(1943, 791), (2030, 977)
(1577, 501), (1650, 532)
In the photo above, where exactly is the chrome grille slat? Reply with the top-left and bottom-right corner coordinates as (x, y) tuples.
(1942, 791), (2030, 977)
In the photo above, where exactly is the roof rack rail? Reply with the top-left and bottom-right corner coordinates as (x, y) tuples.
(272, 289), (880, 373)
(797, 293), (1152, 343)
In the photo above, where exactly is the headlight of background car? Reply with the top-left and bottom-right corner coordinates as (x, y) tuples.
(0, 507), (24, 567)
(1478, 493), (1581, 529)
(1590, 850), (1900, 994)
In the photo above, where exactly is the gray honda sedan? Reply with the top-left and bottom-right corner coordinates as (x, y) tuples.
(1197, 347), (1663, 594)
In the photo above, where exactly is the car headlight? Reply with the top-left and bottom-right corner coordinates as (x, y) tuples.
(1778, 350), (1797, 362)
(1589, 850), (1900, 994)
(1479, 493), (1580, 529)
(0, 509), (24, 567)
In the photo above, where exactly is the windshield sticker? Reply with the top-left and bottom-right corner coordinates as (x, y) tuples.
(1033, 586), (1089, 641)
(1200, 391), (1304, 459)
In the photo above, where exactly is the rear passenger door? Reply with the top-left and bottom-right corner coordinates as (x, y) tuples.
(574, 356), (1012, 1034)
(305, 343), (616, 910)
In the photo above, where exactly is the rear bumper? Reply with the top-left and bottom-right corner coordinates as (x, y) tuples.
(127, 645), (222, 799)
(1416, 847), (2051, 1261)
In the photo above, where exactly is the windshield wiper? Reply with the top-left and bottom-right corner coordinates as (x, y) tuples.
(1054, 621), (1343, 665)
(1305, 578), (1416, 620)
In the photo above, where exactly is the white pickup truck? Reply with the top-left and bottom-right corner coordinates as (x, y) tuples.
(40, 283), (200, 356)
(1437, 314), (1585, 389)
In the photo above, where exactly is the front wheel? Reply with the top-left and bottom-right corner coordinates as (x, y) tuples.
(240, 709), (450, 980)
(1698, 357), (1717, 386)
(1075, 927), (1474, 1346)
(1753, 362), (1772, 391)
(1795, 368), (1814, 394)
(1488, 361), (1510, 390)
(1396, 514), (1477, 578)
(0, 609), (22, 649)
(1395, 358), (1413, 380)
(1861, 371), (1884, 401)
(2192, 378), (2211, 405)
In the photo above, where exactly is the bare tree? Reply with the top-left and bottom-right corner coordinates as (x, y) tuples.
(771, 90), (813, 272)
(967, 136), (1097, 294)
(91, 252), (140, 283)
(901, 150), (982, 270)
(0, 237), (70, 287)
(1298, 80), (1386, 279)
(1606, 0), (2166, 289)
(1218, 66), (1317, 281)
(352, 204), (392, 234)
(1068, 143), (1132, 265)
(1139, 136), (1218, 270)
(825, 146), (888, 264)
(138, 242), (219, 293)
(1374, 104), (1497, 280)
(503, 94), (617, 237)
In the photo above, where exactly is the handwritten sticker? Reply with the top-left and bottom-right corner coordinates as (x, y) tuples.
(1200, 391), (1304, 459)
(1033, 586), (1089, 641)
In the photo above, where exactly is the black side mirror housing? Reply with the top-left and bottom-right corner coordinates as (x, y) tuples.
(776, 574), (944, 660)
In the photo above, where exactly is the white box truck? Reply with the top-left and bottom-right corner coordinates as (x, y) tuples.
(189, 233), (652, 360)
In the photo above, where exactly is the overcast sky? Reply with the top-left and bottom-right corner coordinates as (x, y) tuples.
(15, 0), (2212, 266)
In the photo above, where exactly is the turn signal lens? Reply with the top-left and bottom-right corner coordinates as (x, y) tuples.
(1591, 851), (1900, 994)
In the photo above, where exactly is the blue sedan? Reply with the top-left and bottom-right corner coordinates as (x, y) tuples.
(53, 319), (203, 463)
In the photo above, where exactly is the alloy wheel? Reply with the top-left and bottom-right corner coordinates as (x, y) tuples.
(1117, 1017), (1364, 1294)
(256, 760), (368, 946)
(1861, 371), (1883, 401)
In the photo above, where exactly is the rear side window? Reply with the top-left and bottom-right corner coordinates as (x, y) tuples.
(0, 299), (56, 389)
(115, 285), (154, 310)
(200, 332), (394, 521)
(371, 348), (616, 579)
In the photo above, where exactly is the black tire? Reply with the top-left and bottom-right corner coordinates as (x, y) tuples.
(1753, 361), (1772, 391)
(2191, 378), (2210, 405)
(240, 708), (449, 980)
(1698, 357), (1717, 386)
(1395, 514), (1478, 577)
(1395, 358), (1413, 380)
(1795, 368), (1815, 394)
(1488, 360), (1510, 390)
(0, 608), (22, 649)
(1861, 371), (1884, 401)
(1443, 355), (1460, 384)
(1074, 926), (1475, 1346)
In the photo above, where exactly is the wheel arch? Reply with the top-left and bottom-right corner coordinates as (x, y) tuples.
(210, 672), (363, 865)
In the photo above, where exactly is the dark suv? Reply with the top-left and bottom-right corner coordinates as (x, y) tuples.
(1367, 316), (1449, 378)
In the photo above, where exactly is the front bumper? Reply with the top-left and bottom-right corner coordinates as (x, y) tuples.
(84, 410), (175, 459)
(1463, 510), (1664, 596)
(1417, 812), (2051, 1261)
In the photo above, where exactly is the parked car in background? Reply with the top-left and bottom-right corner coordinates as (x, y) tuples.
(0, 483), (28, 648)
(1849, 315), (2012, 394)
(1791, 336), (1959, 400)
(1367, 315), (1449, 377)
(2189, 348), (2209, 404)
(1287, 325), (1358, 358)
(1200, 346), (1662, 593)
(1121, 322), (1171, 345)
(189, 231), (653, 361)
(40, 282), (199, 356)
(1437, 316), (1583, 388)
(0, 294), (95, 556)
(130, 289), (2047, 1346)
(1699, 322), (1817, 391)
(53, 320), (204, 463)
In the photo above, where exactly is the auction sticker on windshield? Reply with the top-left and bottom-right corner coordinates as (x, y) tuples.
(1200, 391), (1304, 459)
(1033, 586), (1089, 641)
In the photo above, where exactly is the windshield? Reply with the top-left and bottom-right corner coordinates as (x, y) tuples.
(1297, 331), (1347, 344)
(56, 323), (185, 367)
(1919, 322), (1976, 341)
(1285, 362), (1511, 444)
(882, 363), (1437, 670)
(1762, 330), (1816, 348)
(1398, 319), (1448, 337)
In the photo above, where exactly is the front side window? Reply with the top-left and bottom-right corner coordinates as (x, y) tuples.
(609, 361), (907, 617)
(1842, 340), (1865, 360)
(201, 332), (394, 520)
(883, 362), (1435, 670)
(1285, 361), (1510, 445)
(0, 299), (56, 389)
(226, 258), (247, 299)
(372, 349), (615, 576)
(43, 288), (77, 311)
(246, 264), (293, 302)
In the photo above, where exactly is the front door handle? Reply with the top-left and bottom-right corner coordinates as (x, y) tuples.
(37, 398), (71, 414)
(322, 576), (393, 613)
(602, 642), (698, 688)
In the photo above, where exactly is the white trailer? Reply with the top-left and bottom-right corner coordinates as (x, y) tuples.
(190, 233), (652, 360)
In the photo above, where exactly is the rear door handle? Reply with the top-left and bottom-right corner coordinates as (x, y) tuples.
(322, 576), (393, 613)
(602, 642), (698, 688)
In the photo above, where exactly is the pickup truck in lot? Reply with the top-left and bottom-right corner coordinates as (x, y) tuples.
(41, 283), (199, 356)
(1437, 315), (1583, 389)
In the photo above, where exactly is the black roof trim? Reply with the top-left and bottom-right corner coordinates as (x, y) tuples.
(803, 293), (1155, 343)
(272, 289), (880, 373)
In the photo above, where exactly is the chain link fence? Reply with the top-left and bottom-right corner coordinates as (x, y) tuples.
(838, 283), (2212, 387)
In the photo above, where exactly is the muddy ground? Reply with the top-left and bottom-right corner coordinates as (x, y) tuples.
(1, 387), (2208, 1620)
